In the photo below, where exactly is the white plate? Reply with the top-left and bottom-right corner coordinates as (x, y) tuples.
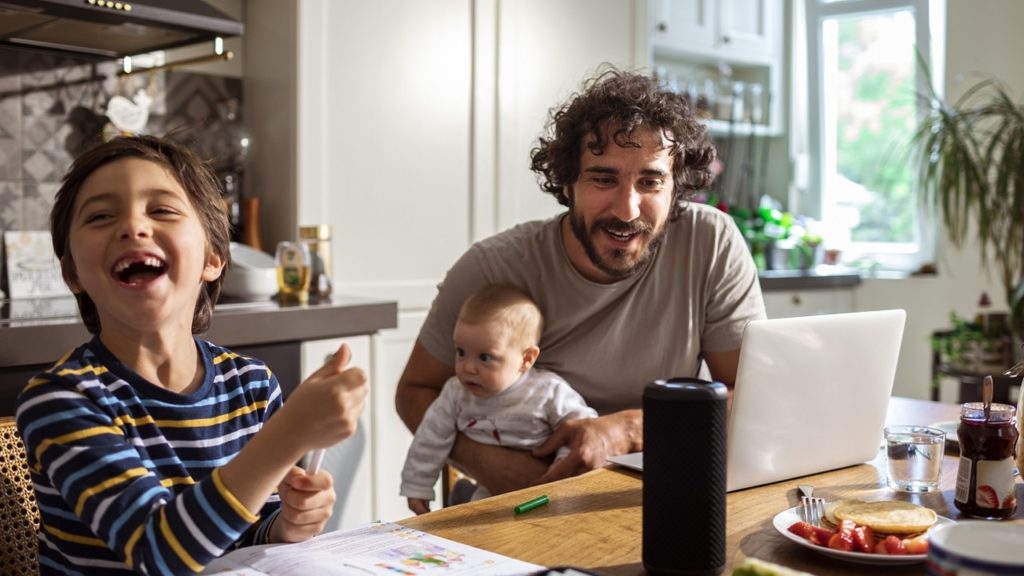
(929, 420), (959, 444)
(771, 505), (952, 565)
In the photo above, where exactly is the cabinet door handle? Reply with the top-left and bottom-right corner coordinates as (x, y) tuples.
(657, 21), (667, 32)
(791, 294), (802, 306)
(721, 35), (731, 44)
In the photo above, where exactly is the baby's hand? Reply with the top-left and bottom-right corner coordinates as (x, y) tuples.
(408, 498), (431, 515)
(284, 343), (368, 451)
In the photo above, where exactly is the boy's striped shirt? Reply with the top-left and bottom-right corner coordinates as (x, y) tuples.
(16, 337), (283, 575)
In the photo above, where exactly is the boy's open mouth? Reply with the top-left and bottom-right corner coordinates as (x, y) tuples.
(112, 256), (167, 286)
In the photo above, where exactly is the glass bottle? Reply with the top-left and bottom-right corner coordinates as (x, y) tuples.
(298, 225), (333, 298)
(954, 402), (1019, 518)
(275, 241), (310, 304)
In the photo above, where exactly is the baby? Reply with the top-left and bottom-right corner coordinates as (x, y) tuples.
(400, 284), (596, 514)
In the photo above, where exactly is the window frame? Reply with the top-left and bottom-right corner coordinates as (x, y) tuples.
(800, 0), (945, 272)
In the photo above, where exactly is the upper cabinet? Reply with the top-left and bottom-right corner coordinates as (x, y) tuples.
(648, 0), (784, 135)
(651, 0), (778, 63)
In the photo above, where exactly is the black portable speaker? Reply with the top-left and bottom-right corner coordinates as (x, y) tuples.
(642, 378), (728, 576)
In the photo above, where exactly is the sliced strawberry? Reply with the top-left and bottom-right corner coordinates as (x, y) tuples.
(976, 485), (999, 508)
(874, 541), (889, 554)
(903, 535), (929, 555)
(811, 525), (835, 547)
(788, 521), (834, 547)
(852, 525), (875, 554)
(883, 534), (908, 555)
(838, 518), (857, 538)
(788, 521), (815, 539)
(828, 531), (855, 551)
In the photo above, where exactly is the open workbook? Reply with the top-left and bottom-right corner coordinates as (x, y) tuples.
(203, 521), (544, 576)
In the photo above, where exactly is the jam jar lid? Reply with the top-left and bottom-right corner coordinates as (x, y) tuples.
(960, 402), (1016, 423)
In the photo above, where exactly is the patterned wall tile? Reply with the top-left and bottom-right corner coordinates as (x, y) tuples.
(22, 181), (58, 231)
(0, 180), (21, 232)
(0, 137), (19, 182)
(0, 47), (242, 234)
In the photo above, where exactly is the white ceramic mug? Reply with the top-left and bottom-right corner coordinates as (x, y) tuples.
(927, 521), (1024, 575)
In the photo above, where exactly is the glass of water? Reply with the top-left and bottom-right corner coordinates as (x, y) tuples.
(884, 425), (945, 492)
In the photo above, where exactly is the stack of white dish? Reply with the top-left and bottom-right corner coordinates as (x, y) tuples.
(221, 242), (278, 299)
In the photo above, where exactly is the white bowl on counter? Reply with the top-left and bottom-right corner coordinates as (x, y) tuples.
(221, 242), (278, 299)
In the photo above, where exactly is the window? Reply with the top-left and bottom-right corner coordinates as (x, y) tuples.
(798, 0), (945, 271)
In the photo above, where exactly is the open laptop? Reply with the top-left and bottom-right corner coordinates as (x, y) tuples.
(607, 309), (906, 492)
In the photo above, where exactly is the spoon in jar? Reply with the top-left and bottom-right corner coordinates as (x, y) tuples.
(982, 374), (993, 421)
(1002, 355), (1024, 378)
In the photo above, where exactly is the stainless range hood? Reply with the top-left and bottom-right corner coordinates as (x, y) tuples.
(0, 0), (243, 59)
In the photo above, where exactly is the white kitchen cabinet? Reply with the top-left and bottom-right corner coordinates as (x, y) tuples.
(648, 0), (784, 135)
(650, 0), (716, 52)
(650, 0), (780, 62)
(370, 310), (429, 522)
(763, 289), (855, 319)
(300, 336), (373, 531)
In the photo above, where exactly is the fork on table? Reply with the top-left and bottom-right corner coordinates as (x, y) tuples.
(799, 484), (826, 526)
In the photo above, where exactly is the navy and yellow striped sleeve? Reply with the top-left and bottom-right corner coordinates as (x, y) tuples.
(16, 339), (284, 576)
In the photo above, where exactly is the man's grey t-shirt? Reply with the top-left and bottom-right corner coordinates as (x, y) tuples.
(419, 203), (766, 414)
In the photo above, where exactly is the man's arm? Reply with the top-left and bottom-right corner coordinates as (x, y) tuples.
(704, 348), (741, 411)
(703, 349), (741, 387)
(395, 340), (452, 432)
(395, 340), (549, 494)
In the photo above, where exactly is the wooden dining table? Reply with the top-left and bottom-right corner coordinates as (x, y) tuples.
(399, 397), (1024, 575)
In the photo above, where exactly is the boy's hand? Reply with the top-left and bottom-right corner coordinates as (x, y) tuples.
(285, 343), (368, 451)
(272, 466), (336, 543)
(407, 498), (431, 515)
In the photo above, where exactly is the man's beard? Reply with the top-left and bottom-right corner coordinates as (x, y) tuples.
(568, 208), (665, 280)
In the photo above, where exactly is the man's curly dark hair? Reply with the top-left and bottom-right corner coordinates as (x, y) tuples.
(529, 67), (716, 220)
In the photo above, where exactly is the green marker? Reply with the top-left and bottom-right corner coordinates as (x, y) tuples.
(513, 494), (549, 515)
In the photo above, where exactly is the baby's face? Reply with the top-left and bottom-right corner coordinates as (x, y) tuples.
(452, 320), (527, 399)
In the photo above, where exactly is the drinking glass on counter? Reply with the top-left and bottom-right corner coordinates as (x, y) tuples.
(884, 425), (944, 492)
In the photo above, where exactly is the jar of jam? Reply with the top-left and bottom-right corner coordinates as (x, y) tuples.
(954, 402), (1019, 519)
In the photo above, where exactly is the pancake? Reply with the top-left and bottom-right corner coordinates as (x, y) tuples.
(830, 499), (937, 535)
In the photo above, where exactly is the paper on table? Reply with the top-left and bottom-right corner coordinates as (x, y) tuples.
(204, 521), (544, 576)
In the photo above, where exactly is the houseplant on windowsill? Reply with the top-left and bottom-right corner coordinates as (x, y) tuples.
(911, 76), (1024, 340)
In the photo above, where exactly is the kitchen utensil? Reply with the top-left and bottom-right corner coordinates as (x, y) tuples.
(798, 485), (825, 526)
(983, 374), (993, 420)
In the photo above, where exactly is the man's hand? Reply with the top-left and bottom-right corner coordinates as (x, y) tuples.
(271, 467), (336, 543)
(407, 498), (431, 515)
(531, 410), (642, 485)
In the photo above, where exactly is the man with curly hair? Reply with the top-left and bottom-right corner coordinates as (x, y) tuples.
(396, 67), (765, 495)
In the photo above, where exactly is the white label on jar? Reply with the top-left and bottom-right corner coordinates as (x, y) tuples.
(954, 456), (972, 503)
(974, 457), (1016, 509)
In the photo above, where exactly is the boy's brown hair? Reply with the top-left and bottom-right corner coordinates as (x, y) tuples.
(50, 135), (231, 335)
(457, 285), (543, 348)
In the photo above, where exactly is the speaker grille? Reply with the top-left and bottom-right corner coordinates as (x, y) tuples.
(642, 382), (726, 575)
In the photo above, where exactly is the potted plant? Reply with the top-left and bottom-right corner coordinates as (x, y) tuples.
(911, 76), (1024, 337)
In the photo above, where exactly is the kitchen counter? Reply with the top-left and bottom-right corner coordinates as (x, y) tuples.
(0, 295), (398, 415)
(758, 265), (862, 291)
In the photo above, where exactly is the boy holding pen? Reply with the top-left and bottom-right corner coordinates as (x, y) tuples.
(400, 285), (596, 513)
(16, 135), (367, 575)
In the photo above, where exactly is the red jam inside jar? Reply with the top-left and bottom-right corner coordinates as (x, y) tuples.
(954, 403), (1019, 519)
